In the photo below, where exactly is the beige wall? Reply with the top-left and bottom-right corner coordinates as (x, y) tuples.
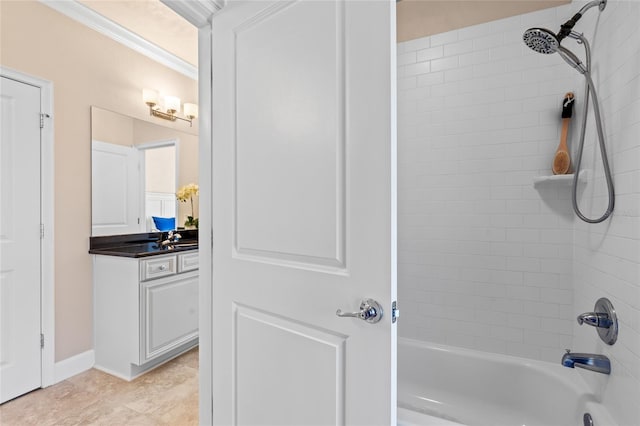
(91, 107), (135, 146)
(397, 0), (570, 41)
(0, 1), (197, 362)
(145, 147), (175, 194)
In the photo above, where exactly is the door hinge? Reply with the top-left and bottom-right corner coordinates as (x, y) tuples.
(40, 223), (45, 239)
(392, 301), (399, 324)
(40, 333), (44, 348)
(40, 113), (50, 129)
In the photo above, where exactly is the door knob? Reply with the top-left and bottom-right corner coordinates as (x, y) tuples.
(336, 299), (383, 324)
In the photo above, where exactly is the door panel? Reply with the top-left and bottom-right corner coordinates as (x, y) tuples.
(211, 1), (397, 425)
(235, 304), (346, 425)
(234, 0), (345, 269)
(0, 76), (42, 403)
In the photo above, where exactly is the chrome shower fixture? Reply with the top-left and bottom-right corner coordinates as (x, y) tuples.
(522, 0), (607, 73)
(522, 27), (559, 54)
(523, 27), (588, 74)
(556, 0), (607, 41)
(522, 0), (607, 55)
(522, 0), (615, 223)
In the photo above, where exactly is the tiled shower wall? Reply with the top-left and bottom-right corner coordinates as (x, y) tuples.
(397, 1), (640, 425)
(397, 4), (580, 362)
(569, 2), (640, 425)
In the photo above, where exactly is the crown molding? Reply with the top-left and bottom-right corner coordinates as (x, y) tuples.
(160, 0), (223, 28)
(39, 0), (198, 80)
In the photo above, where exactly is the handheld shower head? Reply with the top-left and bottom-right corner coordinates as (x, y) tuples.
(522, 28), (587, 74)
(523, 28), (559, 54)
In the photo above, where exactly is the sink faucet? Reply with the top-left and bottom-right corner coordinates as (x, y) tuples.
(561, 350), (611, 374)
(159, 230), (182, 248)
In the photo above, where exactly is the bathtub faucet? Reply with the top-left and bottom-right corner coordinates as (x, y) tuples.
(561, 350), (610, 374)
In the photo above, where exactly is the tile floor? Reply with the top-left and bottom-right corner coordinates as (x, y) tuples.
(0, 347), (198, 426)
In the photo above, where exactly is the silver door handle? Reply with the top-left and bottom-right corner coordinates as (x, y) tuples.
(336, 299), (383, 324)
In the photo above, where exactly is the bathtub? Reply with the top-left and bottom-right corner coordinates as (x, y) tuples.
(397, 337), (617, 426)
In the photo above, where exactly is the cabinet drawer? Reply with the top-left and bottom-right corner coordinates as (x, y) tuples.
(178, 252), (199, 273)
(140, 256), (176, 281)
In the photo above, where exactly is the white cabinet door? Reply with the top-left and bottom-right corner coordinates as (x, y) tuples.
(0, 76), (42, 403)
(210, 1), (397, 424)
(139, 271), (199, 364)
(91, 140), (141, 236)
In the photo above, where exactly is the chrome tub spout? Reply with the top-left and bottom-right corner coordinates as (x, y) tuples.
(561, 350), (611, 374)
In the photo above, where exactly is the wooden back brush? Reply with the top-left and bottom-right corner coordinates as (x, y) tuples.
(553, 92), (575, 175)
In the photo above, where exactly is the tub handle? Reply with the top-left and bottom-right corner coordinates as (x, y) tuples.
(577, 297), (618, 345)
(336, 299), (383, 324)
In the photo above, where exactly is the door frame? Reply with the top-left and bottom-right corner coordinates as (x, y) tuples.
(159, 1), (220, 423)
(136, 138), (180, 230)
(0, 66), (55, 389)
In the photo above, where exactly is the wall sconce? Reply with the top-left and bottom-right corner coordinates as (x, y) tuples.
(143, 89), (198, 127)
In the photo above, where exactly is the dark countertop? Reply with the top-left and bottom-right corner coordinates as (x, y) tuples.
(89, 230), (198, 258)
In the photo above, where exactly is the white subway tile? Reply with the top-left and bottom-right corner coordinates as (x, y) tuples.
(430, 30), (458, 47)
(508, 285), (541, 301)
(431, 56), (459, 73)
(444, 66), (474, 83)
(398, 76), (417, 91)
(473, 33), (505, 50)
(416, 72), (444, 87)
(398, 51), (417, 66)
(489, 325), (523, 342)
(398, 37), (431, 55)
(398, 61), (431, 78)
(444, 39), (474, 57)
(397, 4), (640, 396)
(416, 45), (444, 62)
(540, 288), (573, 305)
(459, 50), (491, 67)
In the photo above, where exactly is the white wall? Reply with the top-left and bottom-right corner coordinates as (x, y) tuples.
(398, 4), (578, 361)
(569, 2), (640, 426)
(398, 1), (639, 424)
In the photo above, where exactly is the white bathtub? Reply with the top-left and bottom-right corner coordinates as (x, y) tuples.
(397, 337), (617, 426)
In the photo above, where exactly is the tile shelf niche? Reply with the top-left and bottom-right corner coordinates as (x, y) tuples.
(533, 170), (589, 188)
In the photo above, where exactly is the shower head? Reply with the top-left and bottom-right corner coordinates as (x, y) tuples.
(523, 28), (559, 54)
(522, 27), (588, 74)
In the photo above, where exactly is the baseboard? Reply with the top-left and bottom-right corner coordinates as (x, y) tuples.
(53, 350), (95, 383)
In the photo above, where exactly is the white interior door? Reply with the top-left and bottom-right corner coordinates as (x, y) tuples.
(91, 140), (141, 236)
(211, 1), (397, 424)
(0, 76), (42, 403)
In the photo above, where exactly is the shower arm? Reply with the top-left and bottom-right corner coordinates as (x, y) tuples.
(558, 0), (607, 41)
(577, 0), (607, 16)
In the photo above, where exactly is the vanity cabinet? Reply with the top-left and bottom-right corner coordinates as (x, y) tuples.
(93, 251), (198, 380)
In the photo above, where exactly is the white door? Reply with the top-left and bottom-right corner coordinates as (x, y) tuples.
(0, 76), (42, 403)
(91, 140), (141, 236)
(211, 1), (397, 424)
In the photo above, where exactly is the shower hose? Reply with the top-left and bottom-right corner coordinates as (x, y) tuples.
(571, 34), (615, 223)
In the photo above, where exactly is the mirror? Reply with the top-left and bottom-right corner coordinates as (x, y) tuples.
(91, 106), (198, 236)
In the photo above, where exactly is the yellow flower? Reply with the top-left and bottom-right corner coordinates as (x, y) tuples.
(177, 183), (199, 228)
(176, 183), (199, 202)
